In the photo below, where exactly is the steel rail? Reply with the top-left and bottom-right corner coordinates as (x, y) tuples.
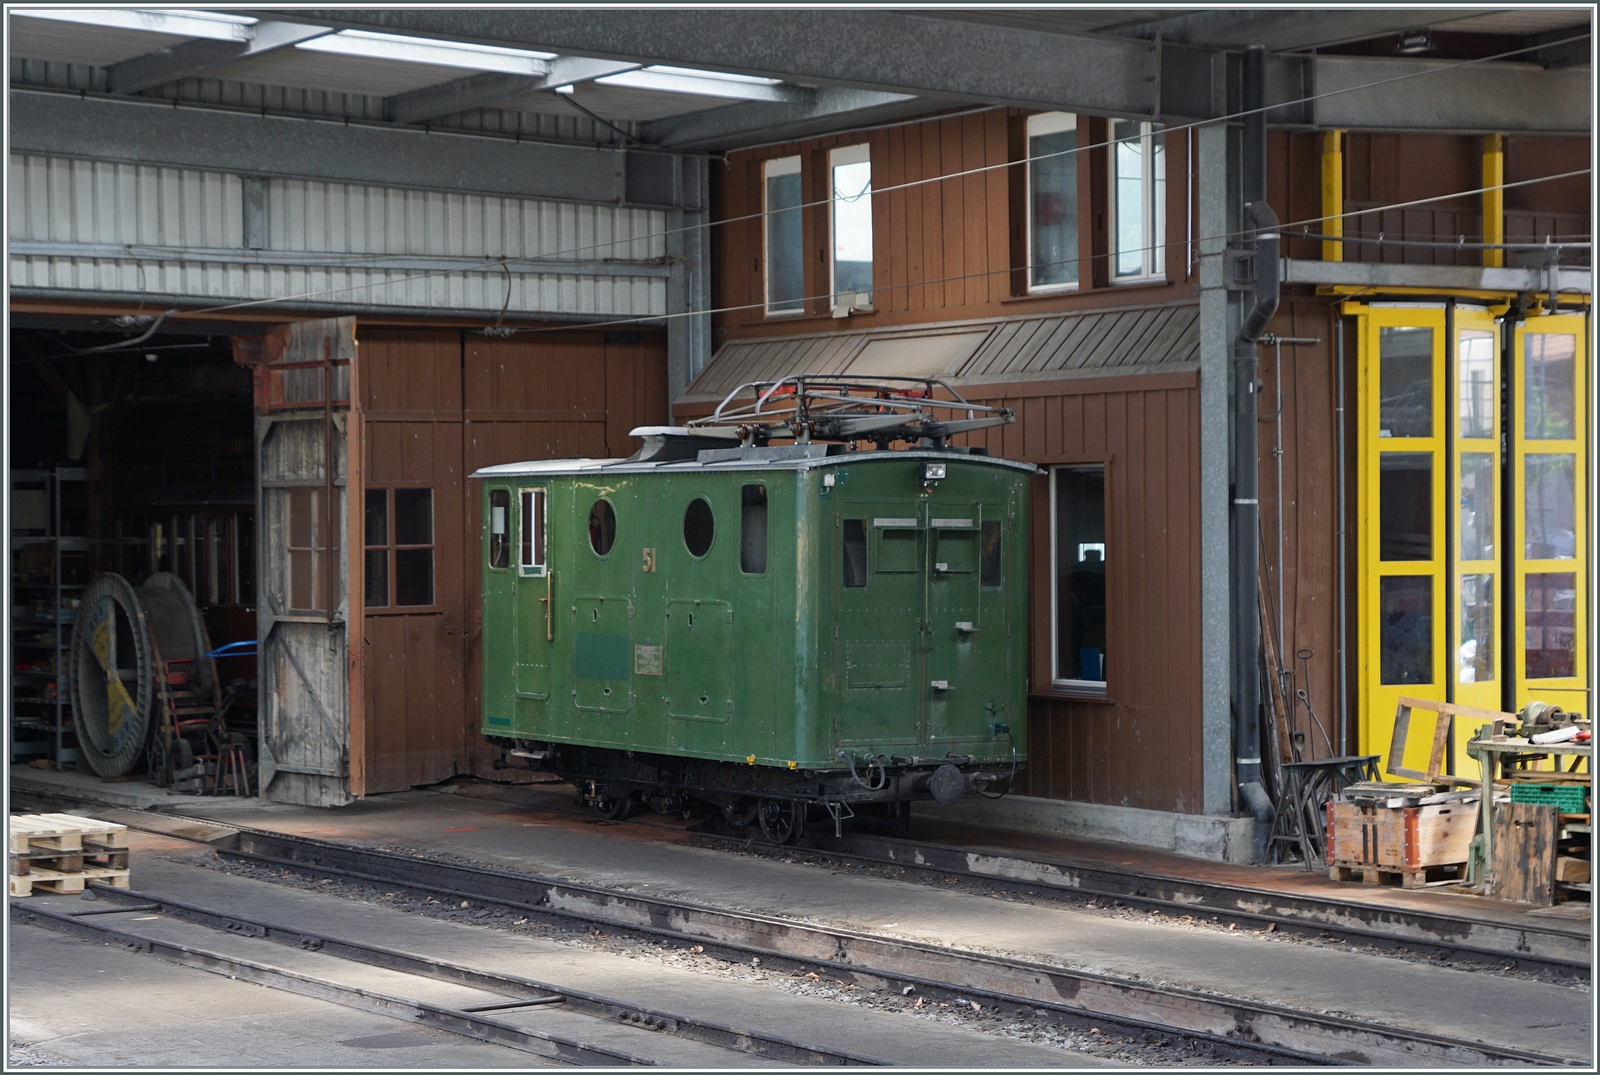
(10, 900), (653, 1067)
(219, 827), (1580, 1067)
(711, 828), (1591, 977)
(67, 884), (889, 1068)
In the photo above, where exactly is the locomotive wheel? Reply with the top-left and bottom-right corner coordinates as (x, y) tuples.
(594, 792), (635, 821)
(757, 799), (805, 845)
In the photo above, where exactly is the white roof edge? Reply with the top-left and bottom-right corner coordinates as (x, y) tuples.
(469, 449), (1038, 479)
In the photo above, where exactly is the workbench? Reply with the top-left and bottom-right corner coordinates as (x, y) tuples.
(1465, 734), (1591, 899)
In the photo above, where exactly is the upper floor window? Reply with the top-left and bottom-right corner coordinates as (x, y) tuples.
(1110, 120), (1165, 281)
(830, 144), (873, 309)
(1028, 112), (1078, 290)
(763, 156), (804, 316)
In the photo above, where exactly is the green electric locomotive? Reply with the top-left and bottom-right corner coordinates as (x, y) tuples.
(474, 377), (1033, 843)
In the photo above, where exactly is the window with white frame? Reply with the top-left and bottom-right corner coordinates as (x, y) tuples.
(829, 144), (873, 306)
(1027, 112), (1078, 290)
(1110, 120), (1165, 281)
(763, 156), (804, 315)
(1052, 466), (1107, 690)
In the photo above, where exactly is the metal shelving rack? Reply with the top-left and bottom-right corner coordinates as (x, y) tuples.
(11, 467), (88, 769)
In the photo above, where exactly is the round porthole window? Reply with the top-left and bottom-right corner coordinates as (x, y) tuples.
(588, 499), (616, 555)
(683, 497), (714, 558)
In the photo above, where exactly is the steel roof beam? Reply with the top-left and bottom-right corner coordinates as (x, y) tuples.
(10, 90), (638, 205)
(382, 57), (641, 124)
(1102, 8), (1489, 50)
(251, 9), (1164, 116)
(105, 21), (335, 94)
(638, 89), (925, 150)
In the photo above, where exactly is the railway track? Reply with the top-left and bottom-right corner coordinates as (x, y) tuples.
(11, 883), (887, 1067)
(690, 826), (1592, 978)
(205, 824), (1577, 1067)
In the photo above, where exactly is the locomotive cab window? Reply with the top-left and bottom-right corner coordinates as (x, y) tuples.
(740, 485), (767, 574)
(842, 518), (867, 587)
(588, 498), (616, 556)
(683, 497), (715, 558)
(980, 520), (1003, 588)
(488, 489), (510, 570)
(520, 488), (546, 575)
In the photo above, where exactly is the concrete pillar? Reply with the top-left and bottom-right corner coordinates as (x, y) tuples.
(1197, 120), (1237, 816)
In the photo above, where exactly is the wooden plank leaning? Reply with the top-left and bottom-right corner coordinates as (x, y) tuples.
(1386, 696), (1510, 788)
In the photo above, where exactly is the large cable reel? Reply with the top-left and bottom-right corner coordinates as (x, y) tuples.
(69, 572), (217, 778)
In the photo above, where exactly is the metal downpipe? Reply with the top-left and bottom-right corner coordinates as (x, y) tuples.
(1233, 45), (1277, 858)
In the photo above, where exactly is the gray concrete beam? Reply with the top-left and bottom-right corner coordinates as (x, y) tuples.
(1310, 55), (1592, 134)
(10, 89), (629, 205)
(1105, 9), (1485, 50)
(261, 9), (1163, 116)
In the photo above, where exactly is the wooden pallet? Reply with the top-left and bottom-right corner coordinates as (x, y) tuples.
(1329, 861), (1466, 889)
(10, 848), (131, 874)
(8, 865), (131, 897)
(9, 814), (132, 897)
(8, 813), (129, 854)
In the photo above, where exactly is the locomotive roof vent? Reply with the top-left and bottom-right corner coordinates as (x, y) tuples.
(630, 376), (1014, 455)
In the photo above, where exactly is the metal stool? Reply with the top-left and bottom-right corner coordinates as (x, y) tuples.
(1268, 755), (1380, 868)
(213, 741), (252, 797)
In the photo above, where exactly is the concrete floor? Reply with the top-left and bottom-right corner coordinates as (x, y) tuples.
(11, 833), (1106, 1068)
(8, 768), (1594, 1065)
(9, 921), (548, 1068)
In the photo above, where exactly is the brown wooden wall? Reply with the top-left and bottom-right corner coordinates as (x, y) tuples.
(713, 110), (1198, 343)
(1251, 296), (1348, 761)
(355, 327), (668, 793)
(1268, 131), (1592, 265)
(954, 372), (1205, 812)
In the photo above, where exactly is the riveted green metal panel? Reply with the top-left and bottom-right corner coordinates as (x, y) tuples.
(477, 452), (1030, 771)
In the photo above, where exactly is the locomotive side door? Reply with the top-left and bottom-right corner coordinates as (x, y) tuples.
(835, 505), (926, 748)
(925, 497), (1012, 746)
(512, 485), (553, 718)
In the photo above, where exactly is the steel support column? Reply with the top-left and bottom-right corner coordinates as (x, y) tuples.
(1197, 120), (1237, 816)
(666, 155), (712, 401)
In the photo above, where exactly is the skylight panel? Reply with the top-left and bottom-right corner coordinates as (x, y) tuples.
(641, 65), (782, 86)
(15, 8), (256, 40)
(296, 29), (555, 73)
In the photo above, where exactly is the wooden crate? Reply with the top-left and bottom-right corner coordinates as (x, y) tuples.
(1326, 799), (1476, 888)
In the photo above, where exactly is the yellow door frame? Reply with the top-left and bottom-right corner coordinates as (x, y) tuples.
(1352, 301), (1592, 777)
(1354, 304), (1449, 775)
(1512, 314), (1590, 715)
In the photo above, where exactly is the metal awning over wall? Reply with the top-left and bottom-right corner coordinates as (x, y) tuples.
(680, 303), (1199, 404)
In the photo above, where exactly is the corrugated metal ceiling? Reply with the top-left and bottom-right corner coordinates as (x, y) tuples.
(4, 10), (807, 126)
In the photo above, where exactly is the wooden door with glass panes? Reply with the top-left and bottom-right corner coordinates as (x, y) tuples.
(1448, 309), (1503, 773)
(1358, 304), (1592, 778)
(1513, 315), (1589, 716)
(1357, 306), (1447, 775)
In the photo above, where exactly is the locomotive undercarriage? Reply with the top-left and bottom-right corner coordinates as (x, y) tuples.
(488, 736), (1017, 844)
